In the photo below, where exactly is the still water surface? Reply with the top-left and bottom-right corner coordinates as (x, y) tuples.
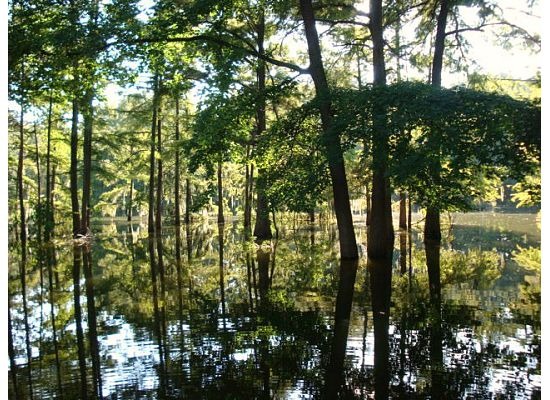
(8, 212), (541, 399)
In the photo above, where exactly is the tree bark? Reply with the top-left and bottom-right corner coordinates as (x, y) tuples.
(33, 125), (42, 228)
(50, 165), (56, 236)
(399, 192), (407, 229)
(366, 183), (371, 226)
(70, 97), (81, 237)
(367, 0), (395, 261)
(148, 75), (159, 233)
(80, 89), (94, 235)
(253, 174), (272, 239)
(431, 0), (450, 89)
(424, 207), (441, 242)
(174, 96), (181, 226)
(253, 10), (272, 240)
(219, 224), (226, 318)
(155, 100), (163, 234)
(425, 0), (450, 244)
(245, 161), (254, 236)
(299, 0), (358, 260)
(217, 160), (225, 224)
(17, 100), (27, 247)
(408, 193), (412, 232)
(244, 158), (251, 230)
(45, 93), (54, 241)
(17, 96), (34, 399)
(127, 179), (133, 222)
(185, 178), (191, 224)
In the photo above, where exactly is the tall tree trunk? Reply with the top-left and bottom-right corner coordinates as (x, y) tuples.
(408, 193), (412, 232)
(425, 207), (441, 242)
(70, 97), (81, 237)
(367, 0), (394, 261)
(45, 93), (54, 241)
(17, 96), (34, 400)
(253, 174), (271, 239)
(309, 209), (315, 224)
(33, 124), (41, 225)
(127, 179), (133, 222)
(399, 192), (407, 229)
(49, 165), (57, 240)
(218, 224), (226, 318)
(80, 90), (93, 235)
(148, 75), (159, 233)
(217, 160), (225, 224)
(366, 183), (371, 226)
(156, 100), (163, 234)
(244, 158), (251, 231)
(17, 100), (27, 247)
(253, 10), (272, 240)
(174, 96), (181, 226)
(299, 0), (358, 260)
(245, 161), (254, 237)
(185, 178), (191, 224)
(399, 231), (407, 274)
(425, 0), (450, 244)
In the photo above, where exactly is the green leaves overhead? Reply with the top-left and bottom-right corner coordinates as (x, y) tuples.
(187, 90), (256, 174)
(263, 82), (540, 211)
(258, 103), (331, 212)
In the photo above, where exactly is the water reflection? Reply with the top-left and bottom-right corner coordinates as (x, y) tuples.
(426, 241), (444, 399)
(84, 248), (102, 398)
(72, 246), (88, 400)
(7, 213), (541, 399)
(369, 258), (392, 400)
(323, 259), (358, 399)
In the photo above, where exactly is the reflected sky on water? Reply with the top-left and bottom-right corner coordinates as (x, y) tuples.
(8, 212), (540, 399)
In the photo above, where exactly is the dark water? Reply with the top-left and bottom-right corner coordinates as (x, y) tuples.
(8, 212), (541, 399)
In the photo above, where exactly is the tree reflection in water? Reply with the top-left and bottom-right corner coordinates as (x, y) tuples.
(7, 214), (541, 399)
(323, 258), (358, 399)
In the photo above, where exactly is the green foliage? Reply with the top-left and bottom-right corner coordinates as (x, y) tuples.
(259, 103), (331, 212)
(187, 90), (255, 174)
(512, 246), (540, 272)
(511, 171), (540, 208)
(268, 81), (540, 212)
(440, 248), (502, 288)
(190, 182), (217, 213)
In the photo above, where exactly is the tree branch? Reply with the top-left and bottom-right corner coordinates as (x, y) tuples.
(130, 35), (309, 74)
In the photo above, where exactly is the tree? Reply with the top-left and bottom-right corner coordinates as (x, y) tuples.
(299, 0), (358, 260)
